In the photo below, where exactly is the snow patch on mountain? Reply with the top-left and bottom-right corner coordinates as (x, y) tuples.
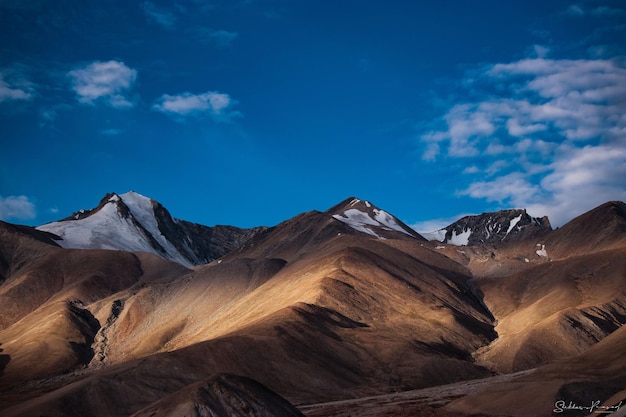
(117, 192), (190, 264)
(536, 244), (548, 257)
(422, 209), (551, 246)
(331, 198), (418, 239)
(506, 214), (522, 236)
(373, 208), (414, 236)
(333, 208), (382, 237)
(448, 228), (471, 246)
(421, 229), (447, 242)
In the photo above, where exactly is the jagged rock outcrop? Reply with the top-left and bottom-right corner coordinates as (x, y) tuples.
(424, 208), (551, 246)
(131, 373), (305, 417)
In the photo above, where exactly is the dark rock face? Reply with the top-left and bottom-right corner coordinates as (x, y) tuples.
(151, 199), (266, 264)
(132, 373), (306, 417)
(62, 192), (128, 221)
(195, 374), (306, 417)
(440, 209), (551, 246)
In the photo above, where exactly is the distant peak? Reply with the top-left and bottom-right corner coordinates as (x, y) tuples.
(423, 208), (551, 246)
(327, 196), (422, 240)
(36, 190), (264, 267)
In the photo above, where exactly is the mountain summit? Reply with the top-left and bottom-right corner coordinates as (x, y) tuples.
(423, 208), (551, 246)
(329, 197), (424, 240)
(37, 191), (263, 267)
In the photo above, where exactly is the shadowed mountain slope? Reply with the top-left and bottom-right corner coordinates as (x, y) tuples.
(544, 200), (626, 258)
(130, 373), (306, 417)
(473, 248), (626, 373)
(0, 221), (61, 283)
(440, 201), (626, 416)
(447, 323), (626, 417)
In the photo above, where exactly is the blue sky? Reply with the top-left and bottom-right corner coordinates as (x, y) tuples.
(1, 0), (625, 230)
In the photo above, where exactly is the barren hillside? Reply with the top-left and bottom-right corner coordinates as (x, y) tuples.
(1, 199), (625, 417)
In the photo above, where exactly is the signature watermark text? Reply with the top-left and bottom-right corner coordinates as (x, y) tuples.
(554, 400), (623, 414)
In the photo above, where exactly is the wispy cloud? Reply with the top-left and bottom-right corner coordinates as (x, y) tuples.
(0, 195), (36, 221)
(208, 30), (239, 47)
(419, 54), (626, 225)
(191, 28), (239, 47)
(68, 60), (137, 108)
(142, 1), (177, 28)
(0, 72), (34, 103)
(564, 4), (625, 18)
(565, 4), (585, 16)
(152, 91), (240, 121)
(37, 103), (73, 128)
(100, 128), (123, 136)
(592, 6), (626, 17)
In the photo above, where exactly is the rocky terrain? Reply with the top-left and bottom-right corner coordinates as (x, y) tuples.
(1, 195), (625, 416)
(422, 208), (551, 246)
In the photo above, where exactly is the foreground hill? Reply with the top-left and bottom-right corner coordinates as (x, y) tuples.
(444, 200), (626, 416)
(1, 197), (625, 416)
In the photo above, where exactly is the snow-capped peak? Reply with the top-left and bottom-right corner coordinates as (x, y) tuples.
(37, 191), (192, 266)
(118, 191), (162, 238)
(330, 197), (421, 239)
(36, 191), (264, 267)
(422, 209), (551, 246)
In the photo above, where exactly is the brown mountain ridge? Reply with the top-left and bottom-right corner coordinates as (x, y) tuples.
(1, 196), (625, 417)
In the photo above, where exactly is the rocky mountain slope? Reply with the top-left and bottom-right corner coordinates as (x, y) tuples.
(422, 208), (551, 246)
(130, 373), (306, 417)
(1, 197), (625, 417)
(37, 191), (264, 267)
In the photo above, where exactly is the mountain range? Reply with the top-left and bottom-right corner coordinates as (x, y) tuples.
(1, 192), (625, 417)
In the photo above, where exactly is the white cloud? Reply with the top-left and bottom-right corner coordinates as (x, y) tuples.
(460, 172), (543, 205)
(68, 60), (137, 108)
(152, 91), (240, 121)
(419, 55), (626, 226)
(142, 1), (177, 28)
(0, 72), (33, 103)
(0, 195), (36, 221)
